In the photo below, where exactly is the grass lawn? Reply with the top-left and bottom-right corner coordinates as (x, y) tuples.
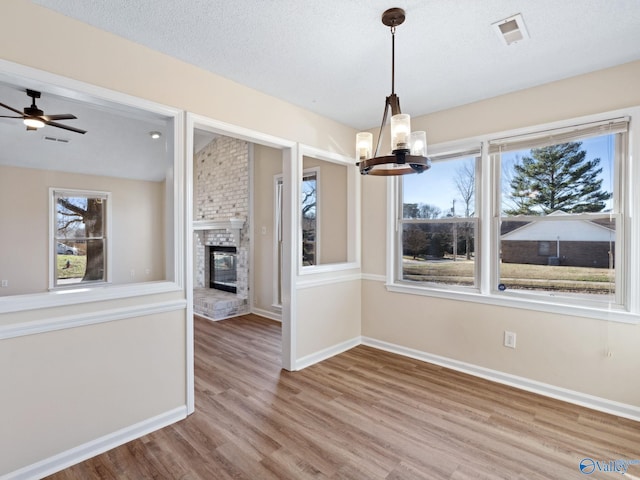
(402, 257), (614, 294)
(57, 254), (87, 279)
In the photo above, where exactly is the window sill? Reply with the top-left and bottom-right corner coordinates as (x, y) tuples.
(385, 281), (639, 324)
(0, 281), (183, 315)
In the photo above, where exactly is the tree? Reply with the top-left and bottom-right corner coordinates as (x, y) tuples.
(403, 225), (428, 259)
(301, 177), (317, 265)
(505, 142), (611, 215)
(403, 203), (442, 219)
(454, 161), (475, 259)
(57, 197), (104, 281)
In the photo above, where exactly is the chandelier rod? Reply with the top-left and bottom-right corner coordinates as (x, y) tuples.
(391, 25), (396, 95)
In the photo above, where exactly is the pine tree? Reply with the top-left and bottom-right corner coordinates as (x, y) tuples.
(505, 142), (611, 215)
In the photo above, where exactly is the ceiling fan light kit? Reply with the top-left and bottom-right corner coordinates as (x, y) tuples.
(0, 89), (87, 134)
(356, 7), (431, 176)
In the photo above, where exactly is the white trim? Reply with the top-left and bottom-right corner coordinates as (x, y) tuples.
(186, 113), (296, 150)
(251, 306), (282, 322)
(0, 281), (182, 314)
(192, 219), (246, 230)
(294, 336), (361, 371)
(194, 311), (247, 323)
(184, 114), (195, 415)
(282, 144), (298, 370)
(361, 336), (640, 422)
(186, 113), (297, 371)
(248, 143), (256, 331)
(0, 299), (187, 340)
(296, 273), (362, 289)
(299, 261), (361, 275)
(385, 282), (639, 324)
(273, 174), (284, 307)
(1, 406), (187, 480)
(361, 273), (386, 282)
(298, 144), (362, 275)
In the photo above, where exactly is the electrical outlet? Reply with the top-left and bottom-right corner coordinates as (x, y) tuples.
(261, 226), (267, 235)
(504, 331), (517, 349)
(1, 279), (8, 288)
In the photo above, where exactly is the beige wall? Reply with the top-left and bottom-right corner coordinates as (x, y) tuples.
(297, 279), (361, 359)
(252, 144), (282, 314)
(0, 311), (186, 474)
(361, 60), (640, 407)
(0, 165), (165, 296)
(302, 156), (349, 265)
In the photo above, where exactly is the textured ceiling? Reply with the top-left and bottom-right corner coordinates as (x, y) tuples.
(0, 78), (171, 181)
(31, 0), (640, 130)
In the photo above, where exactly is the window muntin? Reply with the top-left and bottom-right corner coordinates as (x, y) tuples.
(52, 189), (110, 289)
(398, 153), (480, 289)
(493, 125), (623, 305)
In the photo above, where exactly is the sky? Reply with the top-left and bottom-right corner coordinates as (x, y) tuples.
(402, 133), (615, 216)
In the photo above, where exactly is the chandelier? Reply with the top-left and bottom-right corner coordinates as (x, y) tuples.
(356, 8), (431, 176)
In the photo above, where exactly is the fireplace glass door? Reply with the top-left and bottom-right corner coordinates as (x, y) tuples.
(210, 246), (237, 293)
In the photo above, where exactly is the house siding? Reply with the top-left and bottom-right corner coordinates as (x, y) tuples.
(501, 240), (614, 268)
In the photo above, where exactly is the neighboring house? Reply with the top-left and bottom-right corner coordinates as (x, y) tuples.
(501, 212), (615, 268)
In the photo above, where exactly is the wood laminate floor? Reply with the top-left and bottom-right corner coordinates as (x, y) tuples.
(48, 314), (640, 479)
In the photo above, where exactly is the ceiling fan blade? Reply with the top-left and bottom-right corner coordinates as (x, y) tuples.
(46, 120), (87, 135)
(0, 115), (24, 119)
(0, 102), (25, 116)
(42, 113), (77, 121)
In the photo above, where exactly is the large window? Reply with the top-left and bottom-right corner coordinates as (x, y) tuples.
(51, 189), (111, 289)
(399, 149), (481, 290)
(492, 119), (625, 307)
(391, 115), (634, 320)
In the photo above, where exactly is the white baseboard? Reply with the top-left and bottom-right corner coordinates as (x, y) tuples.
(251, 307), (282, 322)
(295, 336), (361, 371)
(362, 336), (640, 422)
(2, 406), (187, 480)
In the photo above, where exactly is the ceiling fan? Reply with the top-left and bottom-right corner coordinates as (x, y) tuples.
(0, 89), (87, 134)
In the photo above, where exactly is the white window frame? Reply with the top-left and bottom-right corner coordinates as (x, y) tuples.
(49, 188), (113, 290)
(395, 149), (482, 293)
(387, 108), (640, 324)
(297, 144), (361, 276)
(301, 167), (320, 266)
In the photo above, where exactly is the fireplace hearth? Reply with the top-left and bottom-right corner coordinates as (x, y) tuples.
(209, 246), (237, 293)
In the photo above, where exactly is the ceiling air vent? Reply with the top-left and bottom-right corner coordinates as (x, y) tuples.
(43, 135), (70, 144)
(492, 13), (529, 46)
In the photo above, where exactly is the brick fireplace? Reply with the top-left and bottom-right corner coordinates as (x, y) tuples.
(193, 135), (250, 320)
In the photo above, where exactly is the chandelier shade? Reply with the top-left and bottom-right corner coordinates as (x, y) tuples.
(356, 8), (432, 176)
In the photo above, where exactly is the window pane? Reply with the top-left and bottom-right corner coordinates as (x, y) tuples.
(401, 222), (476, 287)
(499, 217), (615, 298)
(498, 132), (618, 302)
(301, 173), (317, 266)
(400, 155), (478, 288)
(403, 156), (477, 219)
(500, 135), (614, 216)
(55, 194), (106, 286)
